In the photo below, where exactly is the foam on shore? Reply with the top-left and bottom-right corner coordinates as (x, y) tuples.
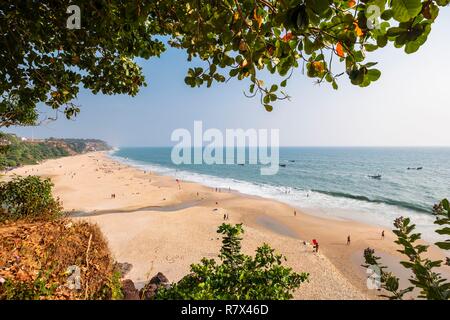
(109, 152), (441, 243)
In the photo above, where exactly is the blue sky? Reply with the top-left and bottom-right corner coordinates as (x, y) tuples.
(5, 11), (450, 147)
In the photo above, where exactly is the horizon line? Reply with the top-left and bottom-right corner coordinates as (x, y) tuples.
(114, 145), (450, 148)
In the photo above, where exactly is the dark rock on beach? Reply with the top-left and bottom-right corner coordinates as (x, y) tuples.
(121, 279), (140, 300)
(139, 272), (170, 300)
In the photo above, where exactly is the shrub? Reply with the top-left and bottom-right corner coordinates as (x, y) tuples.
(156, 223), (308, 300)
(363, 199), (450, 300)
(0, 175), (62, 222)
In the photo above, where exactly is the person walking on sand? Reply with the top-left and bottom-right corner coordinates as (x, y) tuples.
(347, 235), (351, 245)
(294, 210), (297, 217)
(381, 230), (385, 240)
(223, 213), (226, 220)
(312, 239), (318, 252)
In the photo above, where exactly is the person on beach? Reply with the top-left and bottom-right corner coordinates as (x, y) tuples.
(223, 213), (226, 220)
(312, 239), (319, 252)
(294, 210), (297, 217)
(347, 235), (351, 245)
(381, 230), (385, 240)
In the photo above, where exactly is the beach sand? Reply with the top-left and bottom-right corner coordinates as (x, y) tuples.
(6, 152), (450, 299)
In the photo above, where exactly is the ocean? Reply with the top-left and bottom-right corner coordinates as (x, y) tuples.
(110, 147), (450, 242)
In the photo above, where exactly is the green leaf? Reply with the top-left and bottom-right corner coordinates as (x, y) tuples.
(264, 104), (273, 112)
(435, 241), (450, 250)
(391, 0), (422, 22)
(367, 69), (381, 81)
(365, 44), (378, 52)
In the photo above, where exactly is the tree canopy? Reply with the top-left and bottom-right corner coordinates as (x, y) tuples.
(1, 0), (448, 126)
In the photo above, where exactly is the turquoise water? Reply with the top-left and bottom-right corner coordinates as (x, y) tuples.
(111, 147), (450, 241)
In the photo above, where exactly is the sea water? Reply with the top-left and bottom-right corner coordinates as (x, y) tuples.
(111, 147), (450, 242)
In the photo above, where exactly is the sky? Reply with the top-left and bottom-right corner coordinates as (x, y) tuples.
(5, 11), (450, 147)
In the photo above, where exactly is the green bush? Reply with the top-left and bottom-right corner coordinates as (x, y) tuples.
(156, 223), (308, 300)
(0, 175), (62, 222)
(363, 199), (450, 300)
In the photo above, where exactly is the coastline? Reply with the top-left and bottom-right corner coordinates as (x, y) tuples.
(5, 151), (450, 299)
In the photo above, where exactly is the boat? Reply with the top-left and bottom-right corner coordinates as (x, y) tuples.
(368, 174), (381, 179)
(279, 164), (286, 168)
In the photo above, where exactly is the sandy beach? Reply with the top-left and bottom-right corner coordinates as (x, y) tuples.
(5, 152), (450, 300)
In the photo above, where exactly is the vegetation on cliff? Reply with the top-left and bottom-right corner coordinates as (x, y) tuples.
(0, 132), (110, 170)
(0, 176), (121, 300)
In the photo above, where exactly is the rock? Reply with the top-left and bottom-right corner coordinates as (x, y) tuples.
(121, 279), (140, 300)
(139, 272), (170, 300)
(140, 283), (158, 300)
(114, 262), (133, 278)
(149, 272), (169, 285)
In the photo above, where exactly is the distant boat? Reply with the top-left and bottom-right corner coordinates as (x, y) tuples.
(238, 163), (244, 166)
(368, 174), (382, 179)
(279, 164), (287, 168)
(407, 167), (423, 170)
(288, 160), (296, 163)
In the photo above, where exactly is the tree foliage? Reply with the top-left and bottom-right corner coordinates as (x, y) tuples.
(363, 199), (450, 300)
(156, 223), (309, 299)
(0, 175), (62, 222)
(0, 132), (69, 169)
(0, 132), (110, 170)
(1, 0), (448, 126)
